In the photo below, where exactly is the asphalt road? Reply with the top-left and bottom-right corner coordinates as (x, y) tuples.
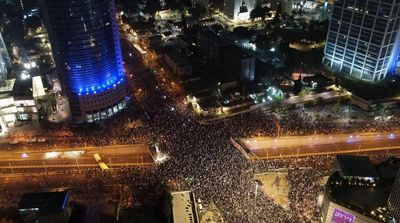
(0, 144), (155, 174)
(282, 91), (347, 105)
(238, 131), (400, 159)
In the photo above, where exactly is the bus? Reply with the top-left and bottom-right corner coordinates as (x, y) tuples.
(93, 153), (109, 170)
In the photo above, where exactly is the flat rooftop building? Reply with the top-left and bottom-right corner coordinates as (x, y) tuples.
(18, 191), (70, 223)
(321, 157), (400, 223)
(336, 155), (380, 181)
(389, 168), (400, 222)
(171, 191), (199, 223)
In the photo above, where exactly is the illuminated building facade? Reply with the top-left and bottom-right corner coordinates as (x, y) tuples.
(389, 170), (400, 222)
(224, 0), (257, 20)
(320, 156), (399, 223)
(0, 32), (11, 85)
(39, 0), (127, 122)
(18, 191), (70, 223)
(323, 0), (400, 82)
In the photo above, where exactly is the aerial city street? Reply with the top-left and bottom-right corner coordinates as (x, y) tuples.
(0, 0), (400, 222)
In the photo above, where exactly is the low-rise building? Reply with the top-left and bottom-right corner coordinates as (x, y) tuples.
(171, 191), (199, 223)
(163, 50), (192, 77)
(335, 155), (380, 182)
(0, 74), (47, 132)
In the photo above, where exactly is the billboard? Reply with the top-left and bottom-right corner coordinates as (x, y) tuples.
(331, 208), (355, 223)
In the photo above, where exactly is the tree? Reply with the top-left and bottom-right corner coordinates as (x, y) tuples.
(191, 5), (206, 20)
(165, 0), (180, 10)
(250, 6), (271, 20)
(274, 2), (283, 22)
(143, 1), (162, 14)
(375, 103), (386, 115)
(154, 182), (173, 223)
(181, 12), (187, 27)
(148, 17), (156, 24)
(250, 7), (264, 20)
(233, 26), (250, 39)
(293, 74), (303, 95)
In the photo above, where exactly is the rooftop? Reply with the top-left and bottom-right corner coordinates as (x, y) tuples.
(164, 50), (191, 68)
(198, 98), (219, 110)
(336, 155), (379, 179)
(224, 44), (254, 59)
(12, 76), (34, 98)
(198, 29), (228, 45)
(128, 21), (155, 31)
(327, 157), (400, 222)
(0, 78), (15, 94)
(18, 191), (69, 216)
(171, 191), (199, 223)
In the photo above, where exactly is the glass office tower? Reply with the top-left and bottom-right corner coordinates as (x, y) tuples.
(323, 0), (400, 82)
(0, 32), (11, 85)
(389, 170), (400, 222)
(39, 0), (127, 122)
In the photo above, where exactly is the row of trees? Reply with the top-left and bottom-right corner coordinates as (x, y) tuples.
(249, 6), (272, 20)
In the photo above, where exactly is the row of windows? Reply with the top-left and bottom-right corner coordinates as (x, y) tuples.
(331, 16), (390, 34)
(85, 101), (126, 123)
(326, 44), (386, 59)
(331, 2), (400, 33)
(327, 31), (395, 50)
(336, 0), (400, 19)
(324, 55), (388, 81)
(327, 31), (396, 55)
(326, 49), (391, 66)
(325, 48), (391, 69)
(81, 93), (123, 107)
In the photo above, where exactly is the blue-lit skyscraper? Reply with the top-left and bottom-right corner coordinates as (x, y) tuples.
(39, 0), (127, 122)
(323, 0), (400, 82)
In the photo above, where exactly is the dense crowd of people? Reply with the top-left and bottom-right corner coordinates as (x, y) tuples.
(2, 44), (400, 223)
(46, 60), (393, 222)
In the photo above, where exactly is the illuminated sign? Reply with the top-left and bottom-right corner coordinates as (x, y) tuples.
(331, 208), (355, 223)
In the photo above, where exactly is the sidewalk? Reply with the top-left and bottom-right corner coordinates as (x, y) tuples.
(0, 122), (43, 145)
(197, 90), (349, 124)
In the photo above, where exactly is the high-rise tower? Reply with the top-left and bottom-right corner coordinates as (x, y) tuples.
(323, 0), (400, 82)
(0, 31), (11, 85)
(39, 0), (127, 122)
(389, 169), (400, 222)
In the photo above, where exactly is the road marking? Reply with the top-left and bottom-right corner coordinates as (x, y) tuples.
(0, 162), (155, 169)
(248, 145), (400, 160)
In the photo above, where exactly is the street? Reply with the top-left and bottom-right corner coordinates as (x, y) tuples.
(239, 132), (400, 159)
(0, 144), (154, 174)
